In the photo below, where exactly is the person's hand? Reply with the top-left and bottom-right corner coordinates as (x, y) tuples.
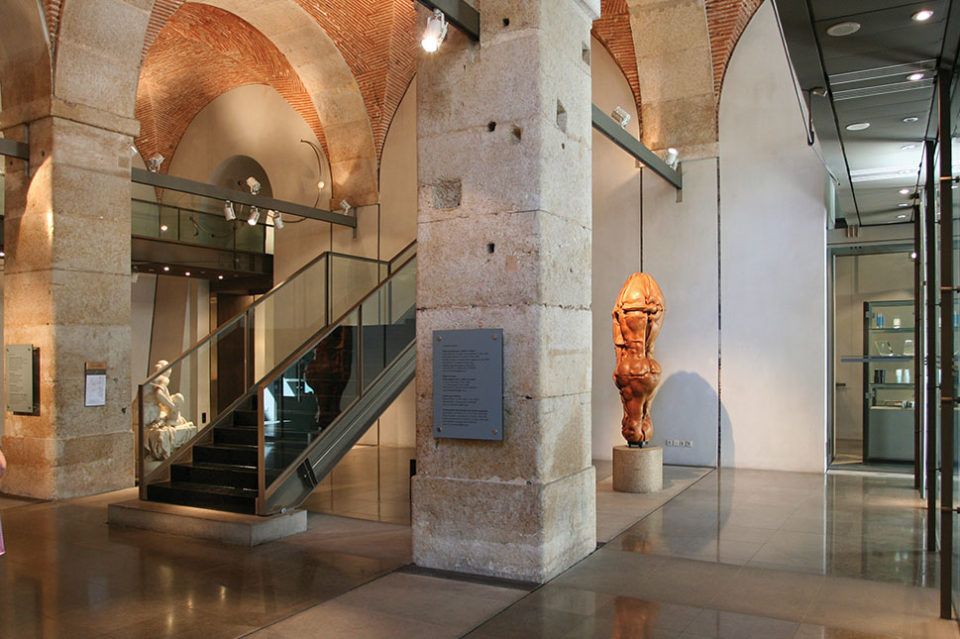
(0, 449), (6, 479)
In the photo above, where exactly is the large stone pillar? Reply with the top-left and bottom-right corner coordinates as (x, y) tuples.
(413, 0), (600, 583)
(2, 114), (134, 499)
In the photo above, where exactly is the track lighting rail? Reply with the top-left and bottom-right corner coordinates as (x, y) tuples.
(132, 168), (356, 228)
(591, 105), (683, 190)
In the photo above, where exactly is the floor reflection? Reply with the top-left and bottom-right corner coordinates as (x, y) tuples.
(0, 489), (410, 638)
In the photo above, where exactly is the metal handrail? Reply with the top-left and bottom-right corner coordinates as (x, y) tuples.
(141, 249), (391, 389)
(255, 251), (416, 388)
(257, 254), (417, 507)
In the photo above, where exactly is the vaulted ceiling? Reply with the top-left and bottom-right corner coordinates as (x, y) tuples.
(39, 0), (765, 191)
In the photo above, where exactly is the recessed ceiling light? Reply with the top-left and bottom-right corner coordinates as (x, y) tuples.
(899, 188), (911, 195)
(185, 271), (191, 277)
(908, 72), (925, 81)
(218, 275), (224, 281)
(898, 214), (908, 219)
(846, 122), (870, 131)
(903, 116), (920, 123)
(160, 224), (168, 232)
(827, 21), (861, 37)
(901, 144), (918, 151)
(163, 266), (170, 272)
(913, 9), (934, 22)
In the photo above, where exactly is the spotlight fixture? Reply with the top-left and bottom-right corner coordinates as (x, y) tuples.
(911, 251), (919, 259)
(665, 148), (680, 170)
(147, 154), (164, 173)
(903, 116), (920, 123)
(340, 199), (353, 216)
(185, 271), (191, 277)
(898, 203), (911, 208)
(913, 9), (934, 22)
(899, 188), (911, 195)
(218, 275), (224, 281)
(160, 224), (169, 232)
(163, 266), (170, 272)
(247, 206), (260, 226)
(810, 87), (828, 98)
(245, 176), (262, 195)
(611, 106), (632, 129)
(907, 72), (925, 81)
(898, 214), (908, 219)
(271, 210), (284, 230)
(224, 200), (236, 221)
(0, 251), (6, 258)
(826, 21), (861, 37)
(421, 9), (448, 53)
(846, 122), (870, 131)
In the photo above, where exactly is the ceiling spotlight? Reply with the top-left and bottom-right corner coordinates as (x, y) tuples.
(846, 122), (870, 131)
(421, 9), (448, 53)
(246, 176), (262, 195)
(908, 72), (925, 81)
(911, 251), (919, 259)
(913, 9), (934, 22)
(810, 86), (828, 98)
(903, 116), (920, 123)
(218, 275), (224, 281)
(901, 144), (918, 151)
(827, 21), (861, 37)
(665, 148), (680, 170)
(271, 210), (284, 230)
(247, 206), (260, 226)
(898, 203), (911, 208)
(147, 154), (164, 173)
(611, 106), (632, 129)
(340, 199), (352, 215)
(224, 200), (236, 221)
(163, 266), (170, 272)
(897, 214), (908, 219)
(185, 271), (191, 277)
(318, 180), (325, 191)
(160, 224), (169, 232)
(0, 251), (6, 258)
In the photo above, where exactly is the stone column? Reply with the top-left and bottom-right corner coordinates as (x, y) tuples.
(2, 114), (134, 499)
(413, 0), (599, 583)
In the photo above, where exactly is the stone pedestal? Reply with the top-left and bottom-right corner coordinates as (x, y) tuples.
(613, 445), (663, 493)
(412, 0), (601, 584)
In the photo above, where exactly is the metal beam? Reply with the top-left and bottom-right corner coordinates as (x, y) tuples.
(416, 0), (480, 41)
(591, 104), (682, 190)
(0, 138), (29, 161)
(131, 168), (356, 228)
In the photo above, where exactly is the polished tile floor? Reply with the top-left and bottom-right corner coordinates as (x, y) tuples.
(0, 468), (956, 638)
(465, 469), (956, 639)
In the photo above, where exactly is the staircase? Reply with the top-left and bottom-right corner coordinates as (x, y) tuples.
(137, 244), (416, 516)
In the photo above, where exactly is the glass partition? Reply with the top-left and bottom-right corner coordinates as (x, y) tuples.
(132, 197), (268, 255)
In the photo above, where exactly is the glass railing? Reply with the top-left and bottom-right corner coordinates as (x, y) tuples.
(259, 253), (417, 513)
(132, 198), (267, 254)
(136, 245), (405, 492)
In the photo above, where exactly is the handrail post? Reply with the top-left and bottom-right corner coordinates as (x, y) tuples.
(137, 385), (146, 500)
(257, 384), (266, 515)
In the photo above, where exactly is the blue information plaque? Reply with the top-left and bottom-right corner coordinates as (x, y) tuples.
(432, 328), (504, 441)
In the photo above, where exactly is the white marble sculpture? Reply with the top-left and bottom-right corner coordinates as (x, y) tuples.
(143, 360), (197, 461)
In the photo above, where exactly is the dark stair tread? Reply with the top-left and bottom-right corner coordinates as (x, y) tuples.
(147, 481), (257, 514)
(154, 480), (256, 497)
(173, 461), (257, 473)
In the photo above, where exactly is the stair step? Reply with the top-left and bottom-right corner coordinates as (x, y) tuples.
(146, 481), (257, 514)
(194, 443), (258, 466)
(215, 427), (257, 446)
(233, 409), (258, 427)
(171, 461), (258, 490)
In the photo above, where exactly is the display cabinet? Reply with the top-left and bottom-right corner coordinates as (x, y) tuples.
(862, 300), (915, 463)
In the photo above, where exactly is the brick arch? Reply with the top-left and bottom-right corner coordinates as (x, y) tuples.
(135, 4), (328, 176)
(193, 0), (379, 206)
(0, 0), (52, 114)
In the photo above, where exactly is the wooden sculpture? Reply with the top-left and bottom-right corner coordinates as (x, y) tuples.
(613, 273), (665, 446)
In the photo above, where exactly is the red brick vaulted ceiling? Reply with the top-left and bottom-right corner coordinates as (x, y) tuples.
(706, 0), (765, 99)
(135, 4), (328, 172)
(592, 0), (643, 133)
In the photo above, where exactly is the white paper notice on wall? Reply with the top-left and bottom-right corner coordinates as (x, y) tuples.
(84, 362), (107, 408)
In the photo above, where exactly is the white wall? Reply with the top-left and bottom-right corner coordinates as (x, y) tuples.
(642, 158), (721, 467)
(718, 0), (827, 472)
(591, 38), (642, 461)
(380, 78), (419, 262)
(131, 274), (156, 399)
